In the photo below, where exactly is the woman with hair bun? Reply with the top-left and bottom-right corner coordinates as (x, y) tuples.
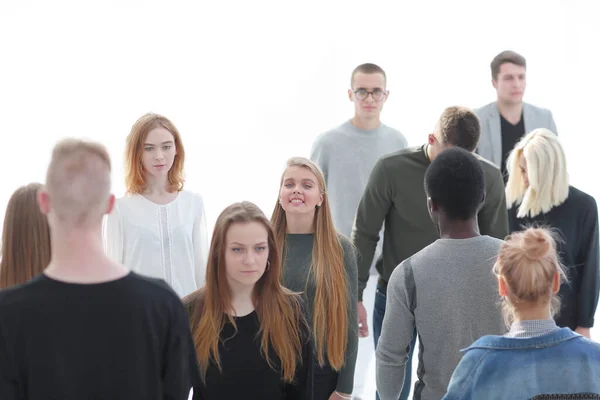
(505, 128), (599, 338)
(443, 228), (600, 399)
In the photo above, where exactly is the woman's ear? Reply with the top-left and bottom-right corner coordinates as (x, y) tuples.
(498, 275), (508, 297)
(552, 271), (561, 294)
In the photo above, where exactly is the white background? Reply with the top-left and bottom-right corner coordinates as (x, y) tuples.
(1, 0), (599, 398)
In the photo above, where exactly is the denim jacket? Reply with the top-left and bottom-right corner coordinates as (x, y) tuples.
(443, 328), (600, 399)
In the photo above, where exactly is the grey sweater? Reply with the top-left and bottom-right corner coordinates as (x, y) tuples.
(310, 120), (408, 239)
(375, 236), (506, 400)
(281, 233), (359, 395)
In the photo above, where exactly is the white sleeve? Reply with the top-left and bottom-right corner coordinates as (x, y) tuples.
(192, 194), (209, 289)
(103, 202), (124, 264)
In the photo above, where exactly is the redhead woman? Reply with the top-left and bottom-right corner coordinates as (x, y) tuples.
(104, 113), (209, 297)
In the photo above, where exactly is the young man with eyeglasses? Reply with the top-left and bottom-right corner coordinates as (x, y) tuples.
(310, 63), (408, 399)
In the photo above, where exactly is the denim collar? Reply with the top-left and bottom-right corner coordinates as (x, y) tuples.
(462, 328), (580, 351)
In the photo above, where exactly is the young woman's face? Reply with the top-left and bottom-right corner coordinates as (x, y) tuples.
(224, 221), (269, 290)
(519, 153), (529, 188)
(141, 127), (177, 179)
(279, 166), (323, 216)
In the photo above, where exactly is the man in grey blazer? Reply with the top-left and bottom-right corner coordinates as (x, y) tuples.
(475, 50), (557, 180)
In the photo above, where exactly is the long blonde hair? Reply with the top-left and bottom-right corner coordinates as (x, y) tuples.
(183, 202), (304, 383)
(506, 128), (569, 218)
(493, 227), (567, 327)
(271, 157), (349, 370)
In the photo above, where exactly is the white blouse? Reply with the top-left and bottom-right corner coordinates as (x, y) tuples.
(103, 190), (209, 298)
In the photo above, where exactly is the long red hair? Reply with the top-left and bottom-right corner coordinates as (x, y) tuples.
(183, 201), (304, 382)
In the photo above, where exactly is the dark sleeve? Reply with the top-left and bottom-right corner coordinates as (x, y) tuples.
(478, 165), (509, 239)
(351, 158), (393, 301)
(285, 320), (314, 400)
(162, 299), (202, 400)
(577, 197), (600, 328)
(335, 237), (359, 394)
(0, 328), (19, 400)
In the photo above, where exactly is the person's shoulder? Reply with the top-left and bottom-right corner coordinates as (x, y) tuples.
(379, 145), (423, 165)
(480, 235), (505, 245)
(127, 272), (184, 306)
(179, 189), (204, 202)
(568, 186), (597, 207)
(116, 193), (142, 204)
(337, 233), (353, 251)
(0, 276), (44, 311)
(313, 121), (352, 145)
(474, 152), (501, 172)
(474, 102), (497, 117)
(181, 288), (204, 322)
(337, 234), (358, 265)
(380, 123), (407, 140)
(388, 256), (416, 287)
(524, 101), (553, 116)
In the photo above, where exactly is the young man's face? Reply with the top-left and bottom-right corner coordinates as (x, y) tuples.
(493, 62), (526, 105)
(348, 72), (388, 120)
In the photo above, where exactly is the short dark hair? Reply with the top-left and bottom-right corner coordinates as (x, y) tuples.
(491, 50), (526, 80)
(438, 106), (481, 152)
(351, 63), (387, 87)
(425, 147), (485, 220)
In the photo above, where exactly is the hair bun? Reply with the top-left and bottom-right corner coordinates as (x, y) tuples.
(521, 228), (552, 261)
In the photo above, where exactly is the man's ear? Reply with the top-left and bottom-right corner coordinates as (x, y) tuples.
(37, 187), (51, 215)
(105, 194), (116, 215)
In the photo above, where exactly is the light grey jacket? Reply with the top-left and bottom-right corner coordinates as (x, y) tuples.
(475, 101), (557, 167)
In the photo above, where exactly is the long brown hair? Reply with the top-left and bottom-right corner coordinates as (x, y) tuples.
(183, 201), (304, 382)
(271, 157), (348, 370)
(124, 113), (186, 194)
(0, 183), (51, 289)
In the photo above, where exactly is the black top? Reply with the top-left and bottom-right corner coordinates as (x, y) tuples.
(0, 272), (200, 400)
(185, 301), (313, 400)
(500, 112), (525, 181)
(508, 186), (600, 329)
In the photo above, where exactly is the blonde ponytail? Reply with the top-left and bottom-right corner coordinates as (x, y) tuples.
(493, 227), (567, 326)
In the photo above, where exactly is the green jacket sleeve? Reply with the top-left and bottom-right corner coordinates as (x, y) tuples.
(478, 166), (509, 239)
(351, 158), (393, 301)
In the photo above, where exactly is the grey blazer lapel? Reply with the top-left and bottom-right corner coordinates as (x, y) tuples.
(522, 102), (534, 133)
(489, 105), (502, 166)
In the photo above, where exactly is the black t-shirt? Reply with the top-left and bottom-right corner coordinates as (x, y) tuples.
(0, 271), (200, 400)
(186, 302), (313, 400)
(508, 186), (600, 330)
(500, 112), (525, 181)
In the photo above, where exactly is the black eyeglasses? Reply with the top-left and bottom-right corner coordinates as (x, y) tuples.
(353, 88), (387, 101)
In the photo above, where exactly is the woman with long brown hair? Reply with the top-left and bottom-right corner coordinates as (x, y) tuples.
(183, 201), (313, 400)
(0, 183), (51, 289)
(104, 112), (209, 298)
(271, 157), (358, 400)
